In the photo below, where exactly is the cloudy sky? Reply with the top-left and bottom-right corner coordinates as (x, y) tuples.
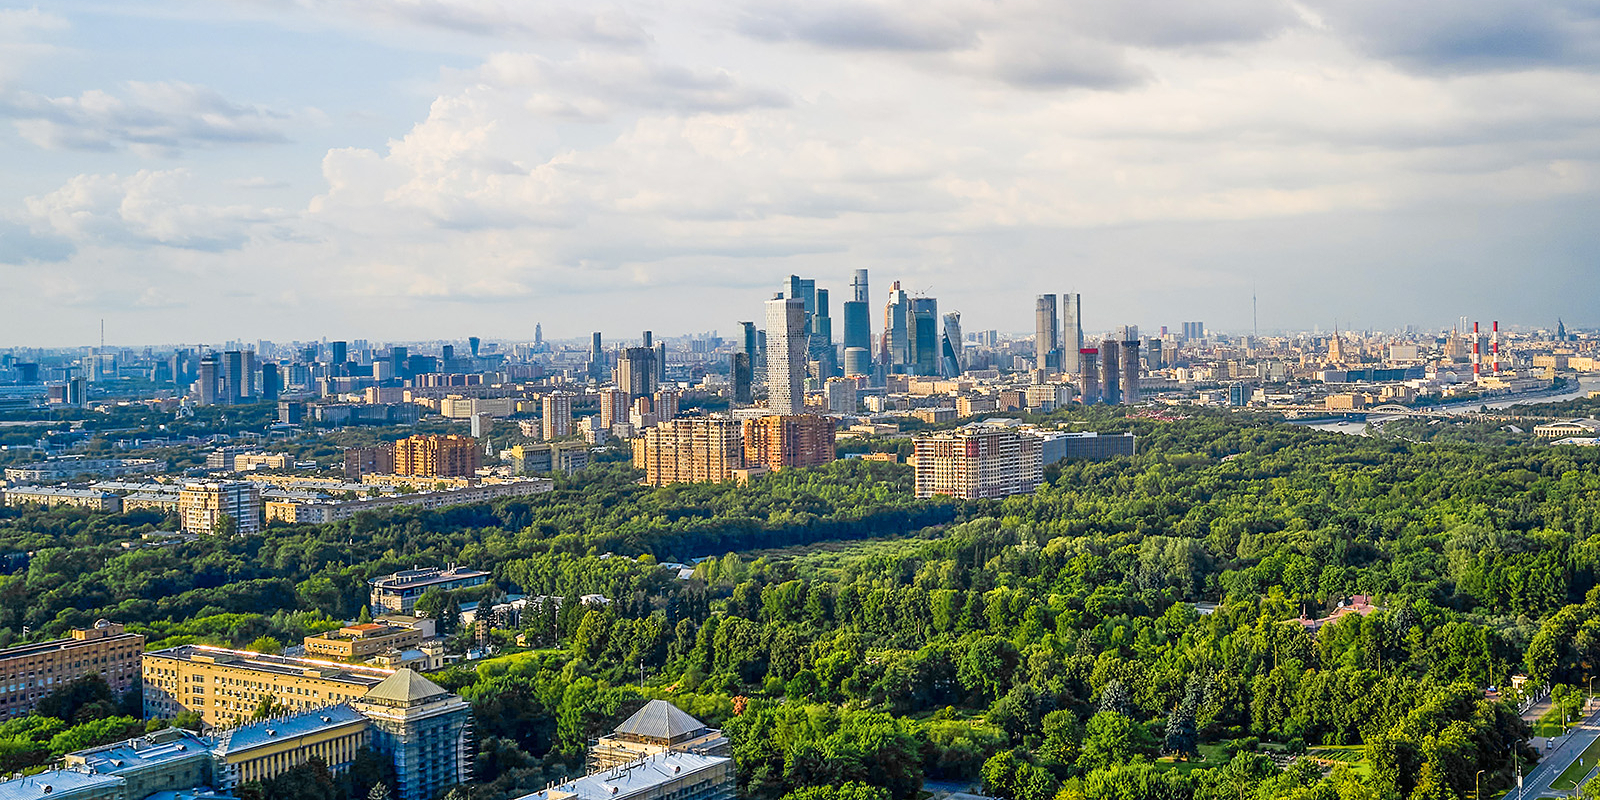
(1, 0), (1598, 347)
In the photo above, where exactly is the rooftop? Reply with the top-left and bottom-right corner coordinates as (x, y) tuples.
(215, 704), (368, 756)
(611, 700), (709, 743)
(0, 770), (125, 800)
(369, 565), (489, 590)
(357, 668), (450, 707)
(514, 752), (730, 800)
(144, 645), (392, 686)
(66, 729), (210, 774)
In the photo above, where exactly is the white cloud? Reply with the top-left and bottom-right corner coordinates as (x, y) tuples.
(235, 0), (649, 46)
(2, 81), (293, 156)
(21, 169), (283, 251)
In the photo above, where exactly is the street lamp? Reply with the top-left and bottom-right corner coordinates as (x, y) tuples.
(1476, 769), (1485, 800)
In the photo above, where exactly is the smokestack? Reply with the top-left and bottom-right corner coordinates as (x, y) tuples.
(1472, 321), (1480, 378)
(1492, 321), (1501, 374)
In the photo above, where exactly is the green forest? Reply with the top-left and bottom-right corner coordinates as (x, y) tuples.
(7, 408), (1600, 800)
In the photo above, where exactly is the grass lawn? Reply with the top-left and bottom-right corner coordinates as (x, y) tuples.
(1306, 745), (1373, 778)
(1552, 735), (1600, 792)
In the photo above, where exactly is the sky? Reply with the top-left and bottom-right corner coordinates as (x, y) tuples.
(1, 0), (1598, 347)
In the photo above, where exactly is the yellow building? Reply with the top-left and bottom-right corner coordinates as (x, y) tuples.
(141, 645), (392, 727)
(631, 416), (743, 486)
(178, 482), (262, 536)
(212, 704), (371, 792)
(304, 623), (426, 662)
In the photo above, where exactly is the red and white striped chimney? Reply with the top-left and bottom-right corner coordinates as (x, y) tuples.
(1491, 321), (1501, 374)
(1472, 321), (1481, 378)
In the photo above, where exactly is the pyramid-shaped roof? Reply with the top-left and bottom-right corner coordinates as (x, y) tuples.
(612, 699), (707, 741)
(361, 668), (449, 706)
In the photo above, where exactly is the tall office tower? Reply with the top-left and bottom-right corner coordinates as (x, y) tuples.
(350, 670), (473, 800)
(1143, 337), (1163, 369)
(389, 346), (408, 381)
(439, 344), (454, 362)
(738, 320), (761, 384)
(1035, 295), (1060, 371)
(534, 323), (542, 345)
(1120, 339), (1141, 404)
(852, 269), (869, 303)
(1098, 337), (1121, 404)
(909, 297), (939, 376)
(756, 330), (767, 378)
(600, 388), (631, 430)
(259, 362), (281, 402)
(468, 336), (480, 357)
(941, 312), (964, 377)
(542, 391), (573, 440)
(811, 287), (835, 376)
(653, 388), (681, 421)
(1078, 348), (1100, 404)
(222, 351), (246, 403)
(178, 481), (262, 536)
(743, 415), (838, 471)
(589, 332), (605, 380)
(842, 347), (871, 378)
(1061, 293), (1082, 375)
(1182, 322), (1205, 341)
(731, 352), (753, 405)
(331, 340), (348, 366)
(632, 416), (744, 486)
(842, 299), (870, 365)
(198, 353), (220, 405)
(655, 341), (667, 384)
(617, 347), (658, 399)
(393, 434), (482, 477)
(642, 331), (653, 348)
(787, 276), (817, 318)
(883, 283), (908, 370)
(766, 295), (808, 415)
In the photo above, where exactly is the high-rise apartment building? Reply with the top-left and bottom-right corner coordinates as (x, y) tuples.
(344, 445), (395, 481)
(632, 416), (744, 486)
(617, 347), (658, 399)
(1061, 293), (1082, 375)
(0, 621), (143, 720)
(743, 415), (837, 471)
(1078, 348), (1101, 404)
(178, 481), (262, 536)
(653, 388), (681, 422)
(1099, 337), (1121, 405)
(766, 296), (808, 415)
(913, 424), (1043, 500)
(824, 377), (856, 413)
(600, 387), (631, 430)
(1035, 295), (1059, 371)
(542, 392), (573, 440)
(198, 354), (219, 406)
(393, 435), (481, 478)
(1120, 339), (1141, 404)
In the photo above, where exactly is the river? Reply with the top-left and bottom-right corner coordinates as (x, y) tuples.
(1303, 377), (1595, 436)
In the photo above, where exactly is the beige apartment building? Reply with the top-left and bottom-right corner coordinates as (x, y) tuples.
(0, 620), (145, 720)
(178, 481), (262, 536)
(632, 416), (743, 486)
(913, 424), (1043, 500)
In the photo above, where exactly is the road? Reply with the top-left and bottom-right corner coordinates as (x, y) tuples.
(1515, 705), (1600, 798)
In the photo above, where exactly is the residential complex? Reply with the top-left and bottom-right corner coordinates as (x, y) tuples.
(178, 481), (262, 536)
(1, 486), (123, 512)
(632, 416), (745, 486)
(742, 415), (837, 471)
(0, 620), (144, 720)
(913, 424), (1043, 500)
(393, 435), (481, 478)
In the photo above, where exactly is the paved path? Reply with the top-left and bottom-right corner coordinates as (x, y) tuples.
(1514, 705), (1600, 798)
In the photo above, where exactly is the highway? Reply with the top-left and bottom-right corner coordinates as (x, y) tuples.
(1515, 706), (1600, 799)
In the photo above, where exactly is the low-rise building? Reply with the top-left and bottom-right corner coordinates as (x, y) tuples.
(304, 623), (427, 662)
(0, 620), (144, 720)
(0, 770), (128, 800)
(1, 487), (122, 513)
(4, 458), (164, 483)
(1534, 419), (1600, 439)
(369, 566), (491, 616)
(515, 752), (734, 800)
(63, 728), (213, 800)
(264, 478), (552, 525)
(212, 704), (371, 791)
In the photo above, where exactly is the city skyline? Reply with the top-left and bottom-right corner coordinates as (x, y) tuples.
(2, 2), (1599, 345)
